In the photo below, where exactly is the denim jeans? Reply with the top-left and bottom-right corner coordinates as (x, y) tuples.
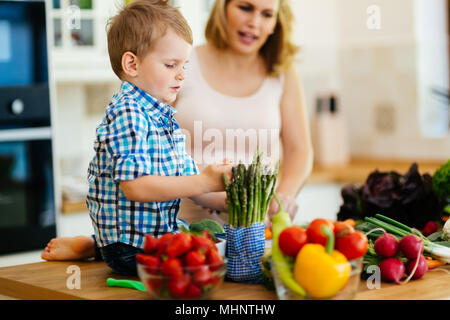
(92, 235), (143, 276)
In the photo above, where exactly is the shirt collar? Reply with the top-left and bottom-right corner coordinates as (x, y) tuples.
(120, 81), (177, 122)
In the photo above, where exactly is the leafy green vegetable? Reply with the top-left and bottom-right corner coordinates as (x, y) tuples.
(261, 248), (275, 291)
(189, 219), (224, 235)
(338, 163), (442, 229)
(361, 240), (383, 280)
(433, 159), (450, 201)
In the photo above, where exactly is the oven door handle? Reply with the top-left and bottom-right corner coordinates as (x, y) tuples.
(0, 127), (52, 142)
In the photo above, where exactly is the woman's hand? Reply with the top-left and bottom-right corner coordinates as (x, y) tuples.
(267, 194), (299, 224)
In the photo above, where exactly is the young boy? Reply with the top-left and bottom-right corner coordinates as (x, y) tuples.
(41, 0), (231, 276)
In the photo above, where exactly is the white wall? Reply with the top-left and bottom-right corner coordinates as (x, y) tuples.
(414, 0), (449, 137)
(291, 0), (450, 161)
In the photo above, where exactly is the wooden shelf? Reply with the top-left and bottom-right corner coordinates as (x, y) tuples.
(61, 199), (87, 214)
(307, 157), (444, 184)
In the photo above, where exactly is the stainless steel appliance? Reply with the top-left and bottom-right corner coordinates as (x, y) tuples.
(0, 0), (56, 254)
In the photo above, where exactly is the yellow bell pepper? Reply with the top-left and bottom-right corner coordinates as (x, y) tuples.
(294, 225), (351, 299)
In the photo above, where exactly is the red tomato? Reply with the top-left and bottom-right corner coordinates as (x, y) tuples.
(185, 250), (206, 268)
(182, 283), (202, 299)
(166, 233), (192, 258)
(160, 258), (183, 279)
(192, 266), (212, 287)
(306, 218), (335, 246)
(333, 221), (355, 238)
(156, 233), (173, 257)
(335, 231), (368, 260)
(207, 249), (223, 271)
(143, 235), (158, 254)
(167, 273), (190, 297)
(278, 226), (308, 257)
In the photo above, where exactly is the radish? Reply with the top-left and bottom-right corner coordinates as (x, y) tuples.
(399, 234), (424, 260)
(422, 221), (439, 236)
(406, 256), (428, 279)
(374, 233), (399, 257)
(379, 258), (405, 284)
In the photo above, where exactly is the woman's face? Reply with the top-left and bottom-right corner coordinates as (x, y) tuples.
(225, 0), (279, 55)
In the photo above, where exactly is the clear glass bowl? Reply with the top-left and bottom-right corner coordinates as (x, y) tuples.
(271, 258), (363, 300)
(137, 259), (227, 300)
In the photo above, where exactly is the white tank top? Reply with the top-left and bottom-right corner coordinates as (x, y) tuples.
(175, 49), (284, 168)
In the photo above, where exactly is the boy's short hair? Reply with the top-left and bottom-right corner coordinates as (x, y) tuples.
(107, 0), (193, 79)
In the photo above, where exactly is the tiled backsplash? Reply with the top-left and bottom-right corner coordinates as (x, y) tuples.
(337, 43), (449, 160)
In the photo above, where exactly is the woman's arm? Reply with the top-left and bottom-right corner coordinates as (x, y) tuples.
(271, 66), (314, 216)
(278, 66), (314, 196)
(189, 192), (228, 213)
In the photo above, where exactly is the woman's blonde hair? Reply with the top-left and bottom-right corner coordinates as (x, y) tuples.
(205, 0), (299, 77)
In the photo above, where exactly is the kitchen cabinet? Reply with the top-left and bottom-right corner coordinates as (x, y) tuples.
(49, 0), (121, 82)
(48, 0), (214, 83)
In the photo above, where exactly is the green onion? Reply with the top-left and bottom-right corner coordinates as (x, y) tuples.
(363, 216), (450, 262)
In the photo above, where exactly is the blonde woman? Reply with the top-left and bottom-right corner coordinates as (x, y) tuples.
(176, 0), (313, 225)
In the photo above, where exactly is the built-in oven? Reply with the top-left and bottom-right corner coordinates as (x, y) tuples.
(0, 0), (56, 254)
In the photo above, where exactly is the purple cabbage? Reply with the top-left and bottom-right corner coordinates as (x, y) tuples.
(337, 163), (442, 229)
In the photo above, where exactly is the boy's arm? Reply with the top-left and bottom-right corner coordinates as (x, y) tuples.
(189, 192), (228, 213)
(120, 164), (232, 203)
(120, 175), (206, 202)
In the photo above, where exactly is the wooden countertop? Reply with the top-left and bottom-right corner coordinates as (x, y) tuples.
(0, 261), (448, 300)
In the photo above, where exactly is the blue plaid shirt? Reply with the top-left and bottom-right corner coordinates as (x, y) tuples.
(86, 81), (199, 249)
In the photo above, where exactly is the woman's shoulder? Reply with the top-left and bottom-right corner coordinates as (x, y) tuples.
(274, 64), (300, 92)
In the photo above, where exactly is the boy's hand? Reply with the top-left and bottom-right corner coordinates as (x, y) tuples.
(201, 163), (233, 193)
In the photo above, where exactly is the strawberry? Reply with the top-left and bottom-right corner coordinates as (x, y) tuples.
(210, 275), (222, 286)
(160, 257), (183, 279)
(156, 233), (173, 257)
(136, 254), (160, 274)
(185, 250), (206, 268)
(202, 230), (212, 239)
(143, 234), (158, 254)
(207, 249), (223, 271)
(182, 283), (202, 299)
(166, 232), (192, 258)
(192, 265), (212, 287)
(192, 235), (214, 254)
(147, 278), (162, 292)
(167, 273), (190, 298)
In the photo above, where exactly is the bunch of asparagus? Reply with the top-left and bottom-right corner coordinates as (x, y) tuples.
(222, 149), (279, 227)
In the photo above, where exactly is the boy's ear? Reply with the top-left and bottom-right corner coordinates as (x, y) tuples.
(121, 51), (139, 78)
